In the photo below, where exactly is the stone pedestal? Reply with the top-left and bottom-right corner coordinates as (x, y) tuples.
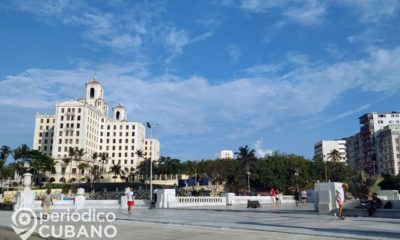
(222, 192), (235, 205)
(14, 173), (35, 211)
(314, 182), (342, 214)
(156, 189), (177, 208)
(74, 188), (85, 209)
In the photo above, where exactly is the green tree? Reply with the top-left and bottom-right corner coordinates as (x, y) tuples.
(0, 145), (12, 171)
(29, 150), (56, 184)
(327, 149), (341, 163)
(12, 144), (31, 178)
(99, 152), (109, 176)
(109, 164), (125, 183)
(235, 145), (257, 193)
(77, 162), (90, 182)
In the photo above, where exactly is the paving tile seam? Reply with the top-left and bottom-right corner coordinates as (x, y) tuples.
(116, 218), (368, 240)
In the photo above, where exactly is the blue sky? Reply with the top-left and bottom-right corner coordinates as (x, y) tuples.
(1, 0), (400, 160)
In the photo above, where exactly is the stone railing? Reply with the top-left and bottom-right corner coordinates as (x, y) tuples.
(230, 195), (295, 205)
(176, 197), (226, 207)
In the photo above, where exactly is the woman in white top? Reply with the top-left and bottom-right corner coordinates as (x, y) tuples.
(127, 187), (134, 214)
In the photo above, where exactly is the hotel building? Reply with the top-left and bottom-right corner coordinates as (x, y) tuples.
(33, 79), (160, 183)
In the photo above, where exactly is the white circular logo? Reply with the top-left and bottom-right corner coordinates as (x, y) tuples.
(11, 208), (37, 240)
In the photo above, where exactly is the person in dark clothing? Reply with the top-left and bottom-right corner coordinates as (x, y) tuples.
(294, 188), (300, 207)
(367, 193), (382, 216)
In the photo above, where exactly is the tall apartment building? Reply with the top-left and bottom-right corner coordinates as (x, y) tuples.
(220, 150), (234, 159)
(33, 79), (160, 183)
(346, 112), (400, 174)
(375, 125), (400, 175)
(313, 140), (347, 162)
(345, 133), (362, 169)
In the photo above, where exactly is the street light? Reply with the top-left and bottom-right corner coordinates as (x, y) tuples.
(149, 158), (153, 201)
(246, 170), (251, 194)
(294, 170), (299, 189)
(323, 155), (328, 182)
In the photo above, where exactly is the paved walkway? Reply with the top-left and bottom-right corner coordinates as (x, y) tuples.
(0, 204), (399, 240)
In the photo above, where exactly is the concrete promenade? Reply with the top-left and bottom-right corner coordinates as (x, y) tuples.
(0, 204), (399, 239)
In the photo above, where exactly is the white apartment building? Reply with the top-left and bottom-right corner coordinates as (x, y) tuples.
(33, 79), (160, 183)
(220, 150), (234, 159)
(314, 140), (347, 162)
(345, 112), (400, 174)
(375, 125), (400, 176)
(144, 139), (160, 161)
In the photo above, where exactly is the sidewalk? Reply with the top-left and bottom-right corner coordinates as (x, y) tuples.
(0, 205), (399, 240)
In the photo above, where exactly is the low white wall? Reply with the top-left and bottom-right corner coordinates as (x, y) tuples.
(176, 197), (226, 207)
(230, 195), (294, 205)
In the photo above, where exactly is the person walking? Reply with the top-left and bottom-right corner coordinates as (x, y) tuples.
(270, 187), (276, 208)
(301, 189), (307, 204)
(42, 189), (53, 219)
(294, 188), (300, 207)
(127, 187), (135, 214)
(336, 184), (346, 220)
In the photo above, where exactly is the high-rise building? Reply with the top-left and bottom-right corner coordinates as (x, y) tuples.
(345, 133), (362, 169)
(33, 79), (160, 183)
(375, 125), (400, 176)
(313, 140), (347, 162)
(345, 112), (400, 174)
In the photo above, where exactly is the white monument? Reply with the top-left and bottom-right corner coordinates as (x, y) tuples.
(155, 189), (177, 208)
(314, 182), (342, 214)
(14, 173), (36, 211)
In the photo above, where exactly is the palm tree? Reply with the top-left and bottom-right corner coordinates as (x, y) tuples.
(77, 162), (90, 182)
(109, 164), (125, 183)
(0, 145), (12, 170)
(66, 147), (75, 182)
(90, 165), (101, 182)
(99, 152), (109, 179)
(235, 145), (256, 193)
(135, 149), (144, 179)
(91, 152), (99, 182)
(327, 149), (341, 163)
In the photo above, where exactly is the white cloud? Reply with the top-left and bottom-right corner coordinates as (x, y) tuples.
(283, 0), (326, 26)
(240, 0), (326, 26)
(240, 0), (287, 13)
(195, 18), (222, 27)
(2, 46), (400, 140)
(244, 64), (282, 75)
(228, 45), (242, 63)
(13, 0), (164, 53)
(337, 0), (400, 23)
(253, 139), (273, 158)
(191, 32), (214, 43)
(323, 104), (371, 125)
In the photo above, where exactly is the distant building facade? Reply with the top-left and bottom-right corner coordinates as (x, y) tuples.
(375, 125), (400, 176)
(220, 150), (234, 159)
(33, 79), (160, 183)
(345, 112), (400, 175)
(314, 140), (347, 162)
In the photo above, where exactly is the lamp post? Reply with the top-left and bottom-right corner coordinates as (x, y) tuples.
(323, 155), (328, 182)
(294, 170), (299, 189)
(149, 158), (153, 201)
(246, 170), (251, 194)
